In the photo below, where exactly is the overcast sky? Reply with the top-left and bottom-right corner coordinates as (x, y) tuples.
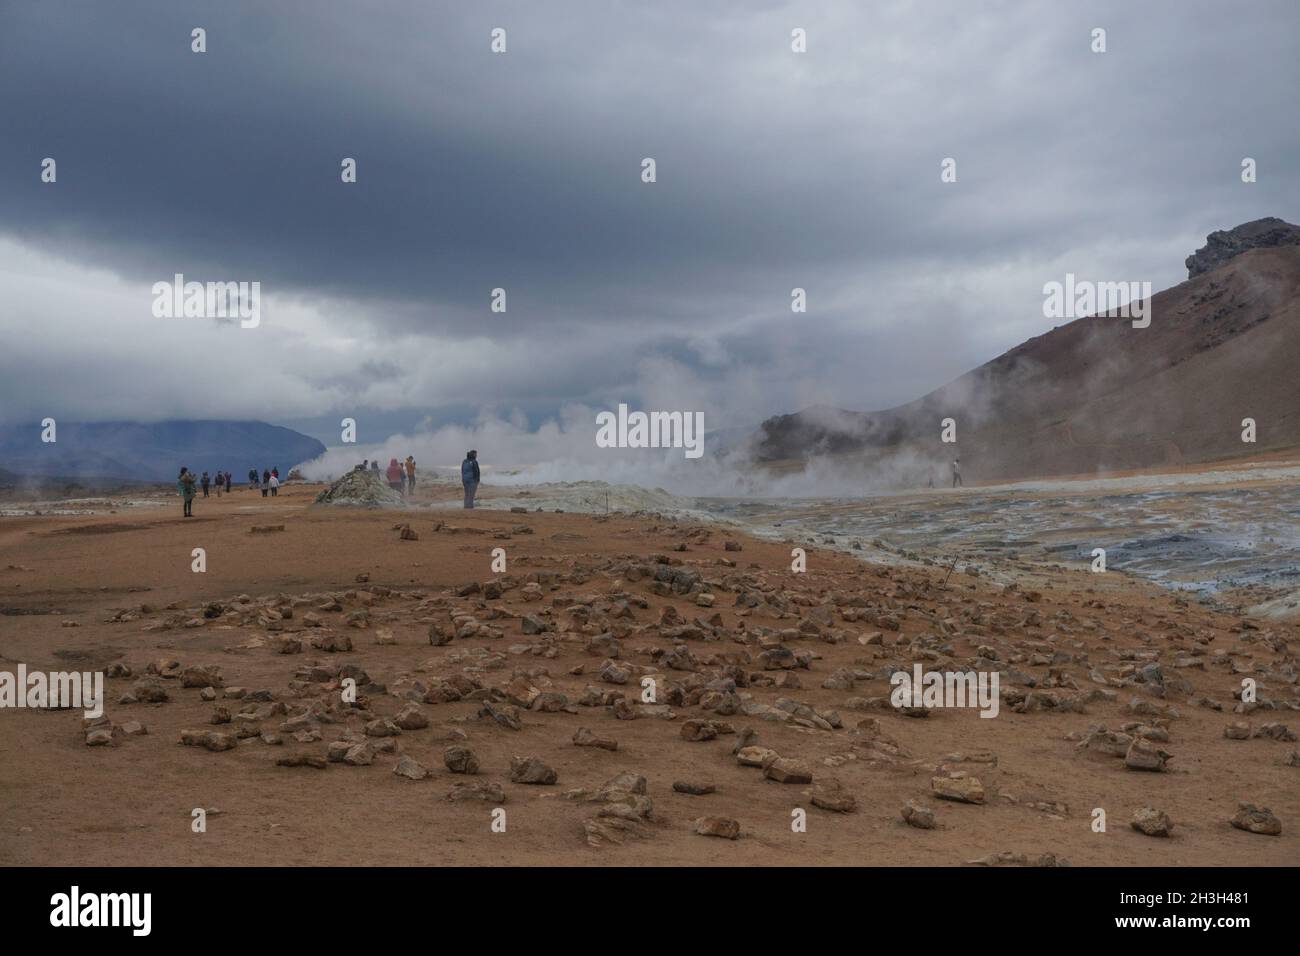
(1, 0), (1296, 456)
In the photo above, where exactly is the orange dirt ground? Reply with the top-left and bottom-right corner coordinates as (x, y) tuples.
(1, 483), (1296, 866)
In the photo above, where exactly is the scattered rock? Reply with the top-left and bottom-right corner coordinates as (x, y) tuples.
(680, 719), (718, 742)
(180, 665), (223, 689)
(1124, 739), (1172, 772)
(764, 757), (814, 784)
(393, 755), (429, 780)
(1230, 803), (1281, 836)
(277, 753), (327, 769)
(443, 745), (480, 774)
(179, 729), (237, 753)
(393, 703), (429, 730)
(693, 817), (740, 839)
(931, 775), (985, 804)
(901, 800), (937, 829)
(480, 701), (522, 731)
(343, 742), (376, 766)
(1131, 807), (1174, 837)
(673, 781), (716, 796)
(447, 781), (506, 803)
(509, 755), (557, 785)
(573, 727), (618, 751)
(809, 778), (856, 812)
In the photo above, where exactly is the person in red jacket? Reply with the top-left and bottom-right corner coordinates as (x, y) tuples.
(385, 458), (404, 495)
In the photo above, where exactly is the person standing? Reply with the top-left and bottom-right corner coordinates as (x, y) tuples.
(261, 468), (271, 497)
(214, 470), (222, 497)
(405, 456), (416, 494)
(461, 450), (480, 509)
(386, 458), (404, 494)
(200, 471), (211, 497)
(249, 468), (259, 491)
(178, 467), (197, 517)
(224, 471), (232, 493)
(951, 457), (962, 488)
(268, 472), (280, 497)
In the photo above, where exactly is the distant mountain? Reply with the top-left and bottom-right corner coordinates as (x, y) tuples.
(757, 218), (1300, 482)
(0, 421), (327, 483)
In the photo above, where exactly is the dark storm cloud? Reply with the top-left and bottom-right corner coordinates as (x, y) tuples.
(0, 0), (1297, 430)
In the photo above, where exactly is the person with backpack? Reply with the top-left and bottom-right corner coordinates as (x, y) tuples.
(200, 471), (211, 497)
(461, 450), (480, 509)
(249, 468), (259, 491)
(262, 468), (271, 497)
(405, 456), (416, 494)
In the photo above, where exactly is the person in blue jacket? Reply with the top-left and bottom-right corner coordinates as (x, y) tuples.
(461, 450), (480, 509)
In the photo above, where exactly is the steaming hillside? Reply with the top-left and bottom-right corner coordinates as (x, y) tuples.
(0, 420), (326, 483)
(757, 218), (1300, 482)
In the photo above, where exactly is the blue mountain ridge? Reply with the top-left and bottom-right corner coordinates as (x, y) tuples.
(0, 420), (327, 483)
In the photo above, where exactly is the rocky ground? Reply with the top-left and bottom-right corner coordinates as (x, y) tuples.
(0, 483), (1296, 865)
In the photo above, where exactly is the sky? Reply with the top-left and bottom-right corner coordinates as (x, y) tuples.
(1, 0), (1297, 473)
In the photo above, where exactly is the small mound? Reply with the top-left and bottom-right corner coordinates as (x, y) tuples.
(313, 470), (405, 509)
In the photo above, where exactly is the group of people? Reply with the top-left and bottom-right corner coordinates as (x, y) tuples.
(353, 450), (480, 507)
(356, 456), (419, 495)
(199, 470), (233, 497)
(248, 467), (282, 497)
(385, 456), (418, 496)
(177, 466), (282, 516)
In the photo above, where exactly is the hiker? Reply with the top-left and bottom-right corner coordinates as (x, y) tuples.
(249, 468), (259, 491)
(214, 470), (222, 497)
(370, 460), (380, 475)
(201, 471), (211, 497)
(268, 472), (280, 497)
(178, 467), (197, 517)
(405, 456), (416, 493)
(262, 468), (271, 497)
(952, 457), (962, 488)
(461, 450), (480, 509)
(386, 458), (404, 494)
(224, 471), (233, 493)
